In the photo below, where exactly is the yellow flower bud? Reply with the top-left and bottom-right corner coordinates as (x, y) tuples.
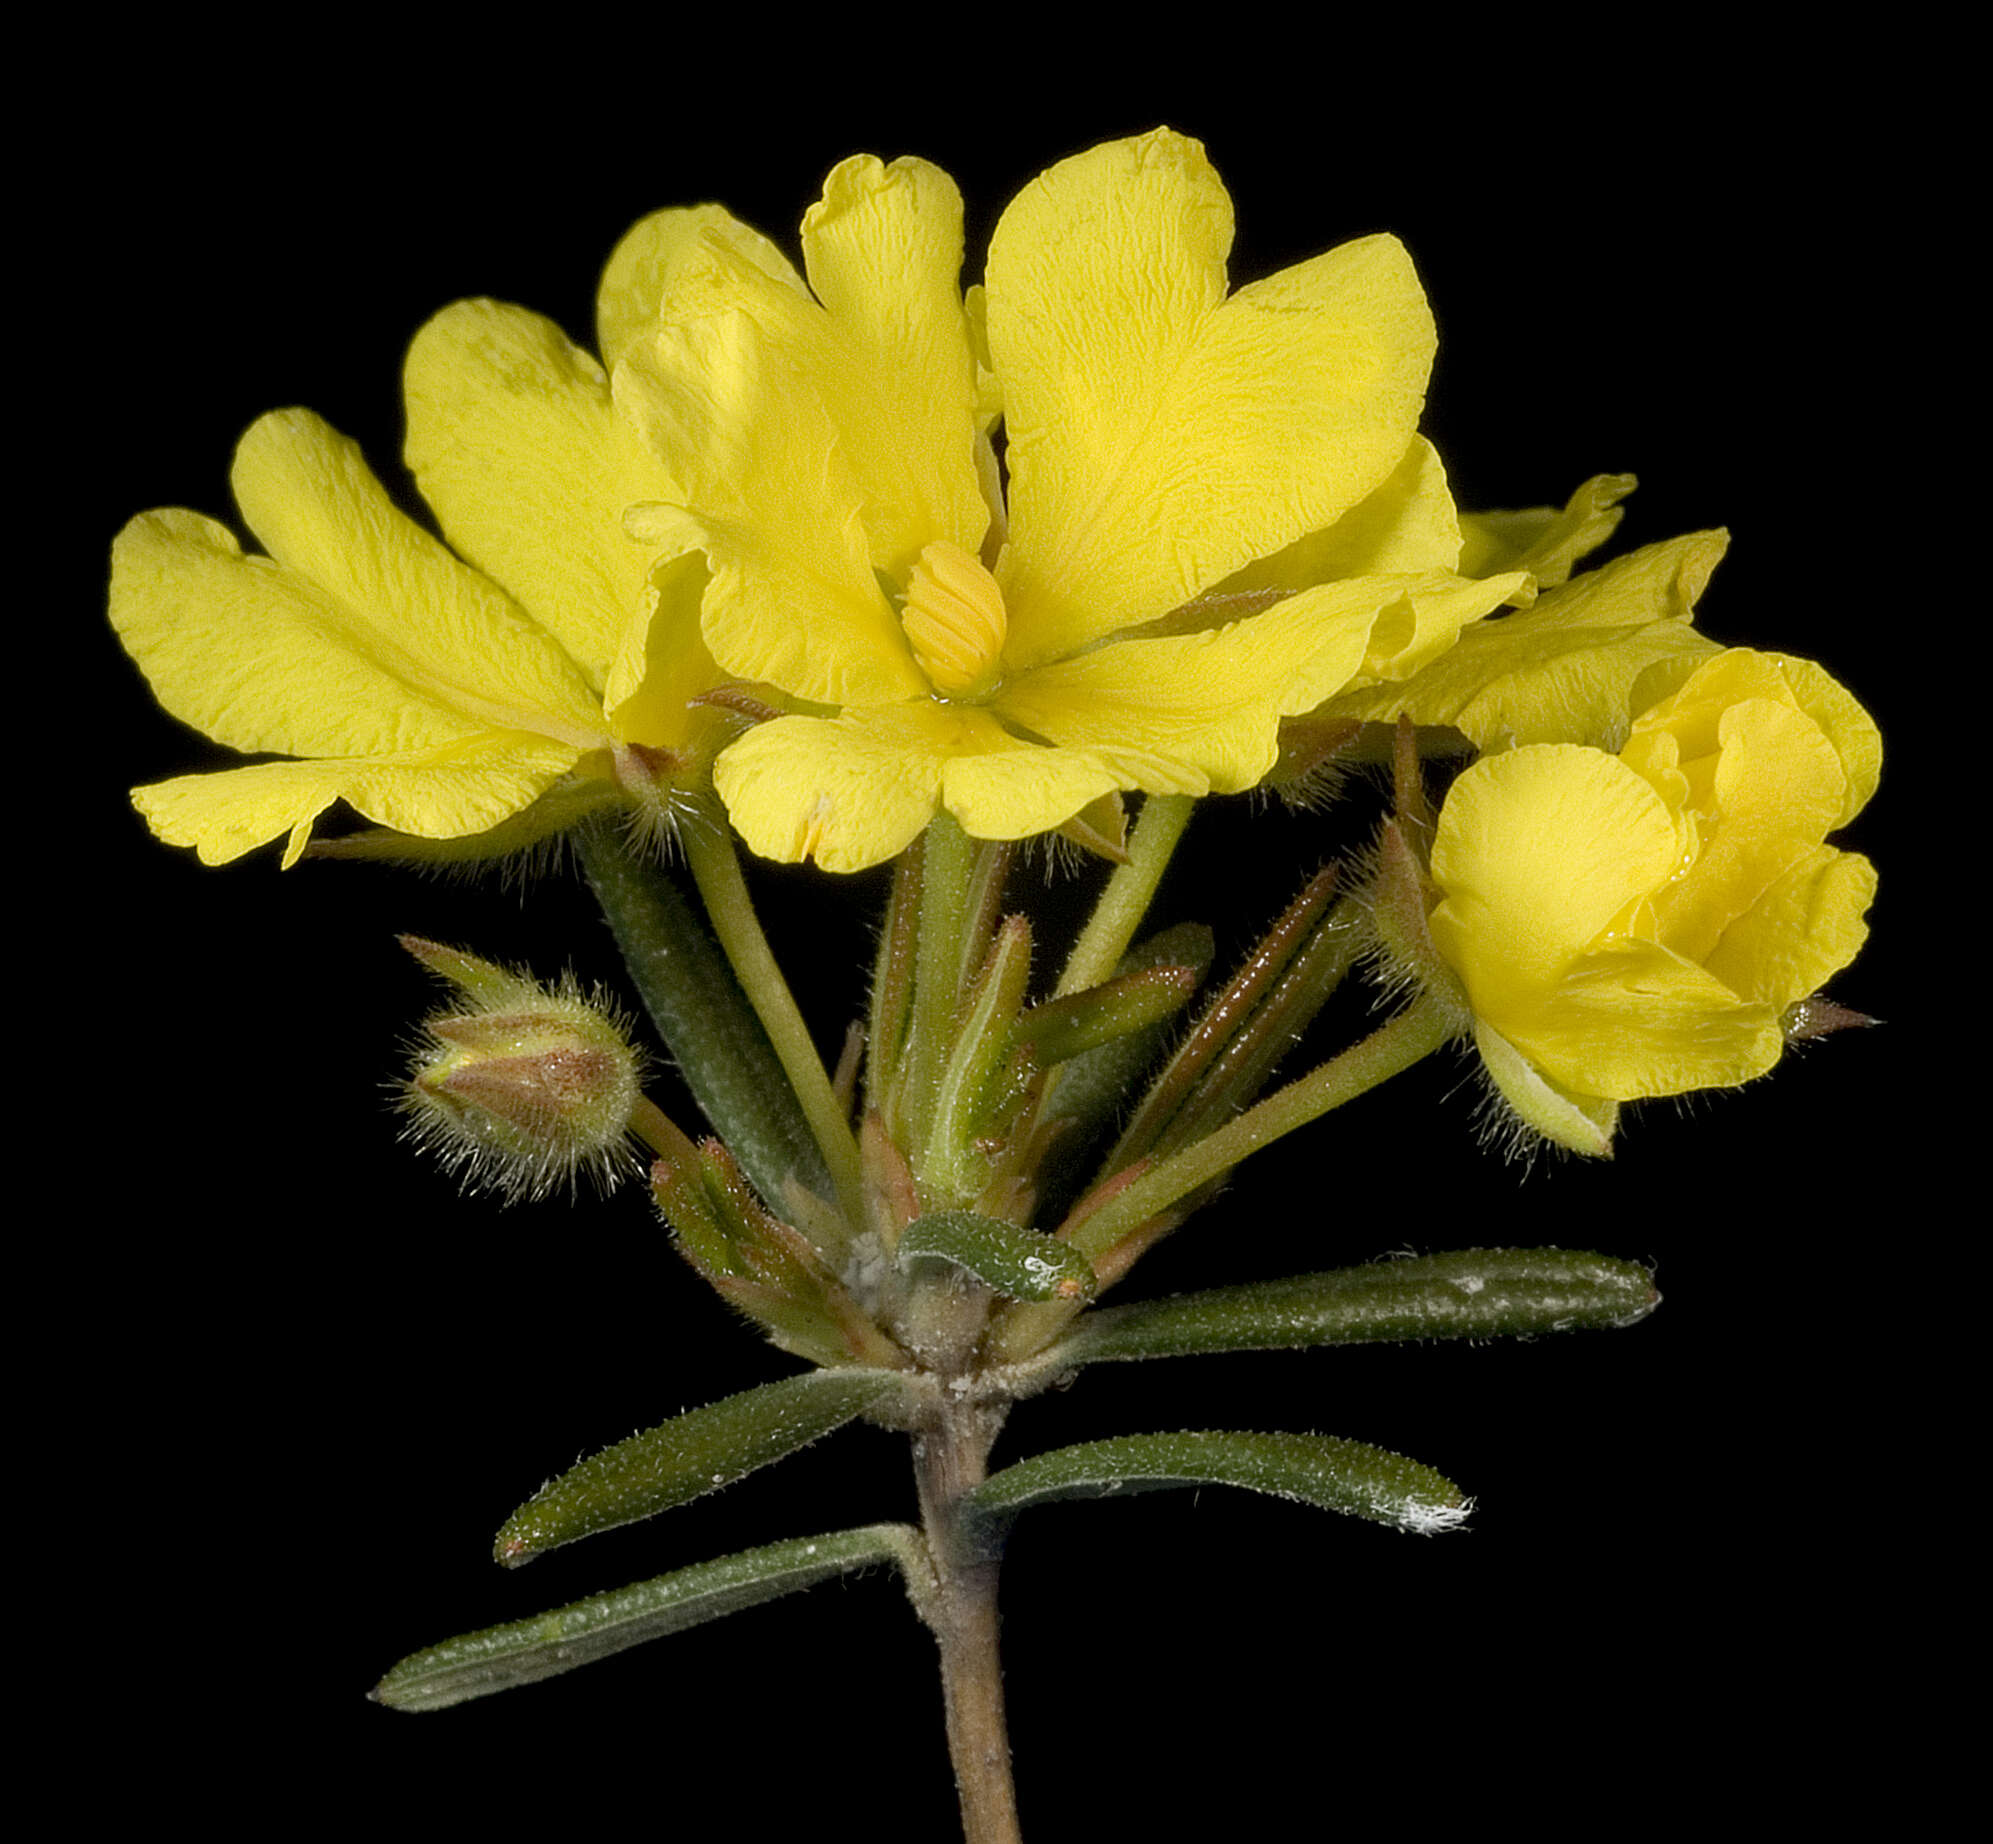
(399, 936), (642, 1202)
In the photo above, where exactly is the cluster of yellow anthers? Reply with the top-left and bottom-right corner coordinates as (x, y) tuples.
(111, 128), (1877, 1138)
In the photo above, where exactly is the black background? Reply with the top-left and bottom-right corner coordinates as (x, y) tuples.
(54, 35), (1939, 1837)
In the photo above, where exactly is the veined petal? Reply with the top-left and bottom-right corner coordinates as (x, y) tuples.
(1457, 474), (1637, 586)
(1430, 745), (1685, 997)
(1214, 437), (1466, 594)
(224, 410), (608, 748)
(713, 704), (1119, 873)
(1704, 845), (1877, 1010)
(799, 155), (988, 572)
(403, 300), (686, 698)
(132, 732), (581, 868)
(1331, 532), (1728, 748)
(604, 549), (726, 753)
(1764, 652), (1883, 824)
(996, 576), (1420, 793)
(618, 234), (925, 706)
(1353, 569), (1532, 685)
(1632, 690), (1847, 964)
(987, 128), (1434, 666)
(597, 203), (803, 374)
(1509, 937), (1783, 1101)
(113, 460), (604, 766)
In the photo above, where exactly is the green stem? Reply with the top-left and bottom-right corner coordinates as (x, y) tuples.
(1055, 794), (1195, 998)
(679, 806), (866, 1227)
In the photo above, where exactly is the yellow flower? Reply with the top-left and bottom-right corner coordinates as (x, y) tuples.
(1426, 649), (1880, 1153)
(112, 276), (722, 866)
(614, 129), (1525, 872)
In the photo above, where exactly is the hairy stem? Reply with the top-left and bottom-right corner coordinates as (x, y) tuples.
(913, 1399), (1021, 1844)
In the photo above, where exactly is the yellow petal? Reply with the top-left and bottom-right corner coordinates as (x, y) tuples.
(1457, 473), (1637, 586)
(1430, 745), (1685, 998)
(224, 414), (597, 745)
(1430, 742), (1790, 1101)
(596, 204), (803, 374)
(987, 128), (1435, 666)
(1214, 437), (1466, 594)
(1354, 570), (1533, 686)
(798, 156), (989, 573)
(1629, 679), (1847, 964)
(1704, 845), (1877, 1010)
(713, 704), (1119, 873)
(604, 549), (727, 756)
(1332, 531), (1728, 748)
(132, 732), (581, 867)
(112, 474), (602, 772)
(996, 576), (1437, 794)
(403, 299), (687, 699)
(1507, 936), (1783, 1100)
(1763, 652), (1882, 825)
(618, 229), (925, 707)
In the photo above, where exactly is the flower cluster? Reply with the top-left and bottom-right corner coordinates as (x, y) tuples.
(110, 129), (1878, 1149)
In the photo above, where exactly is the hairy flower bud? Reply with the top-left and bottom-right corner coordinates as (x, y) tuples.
(399, 936), (643, 1202)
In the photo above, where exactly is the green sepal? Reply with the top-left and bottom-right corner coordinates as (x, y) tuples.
(896, 1211), (1097, 1303)
(1367, 816), (1470, 1027)
(1011, 965), (1200, 1066)
(1050, 1248), (1658, 1366)
(965, 1430), (1470, 1548)
(495, 1370), (905, 1565)
(376, 1524), (927, 1713)
(1472, 1022), (1618, 1158)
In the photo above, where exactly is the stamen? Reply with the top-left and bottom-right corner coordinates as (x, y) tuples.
(901, 539), (1007, 700)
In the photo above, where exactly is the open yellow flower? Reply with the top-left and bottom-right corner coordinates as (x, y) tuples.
(615, 129), (1524, 872)
(112, 274), (721, 866)
(1425, 648), (1880, 1153)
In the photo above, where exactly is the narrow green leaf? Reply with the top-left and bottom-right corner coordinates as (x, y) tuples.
(576, 822), (830, 1210)
(376, 1524), (925, 1712)
(966, 1431), (1469, 1541)
(495, 1370), (904, 1565)
(896, 1211), (1097, 1303)
(1053, 1249), (1658, 1365)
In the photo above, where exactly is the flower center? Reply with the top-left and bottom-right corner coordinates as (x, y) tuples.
(900, 540), (1007, 701)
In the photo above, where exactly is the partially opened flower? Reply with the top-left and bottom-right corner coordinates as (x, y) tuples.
(615, 129), (1525, 872)
(112, 277), (723, 867)
(1425, 648), (1880, 1153)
